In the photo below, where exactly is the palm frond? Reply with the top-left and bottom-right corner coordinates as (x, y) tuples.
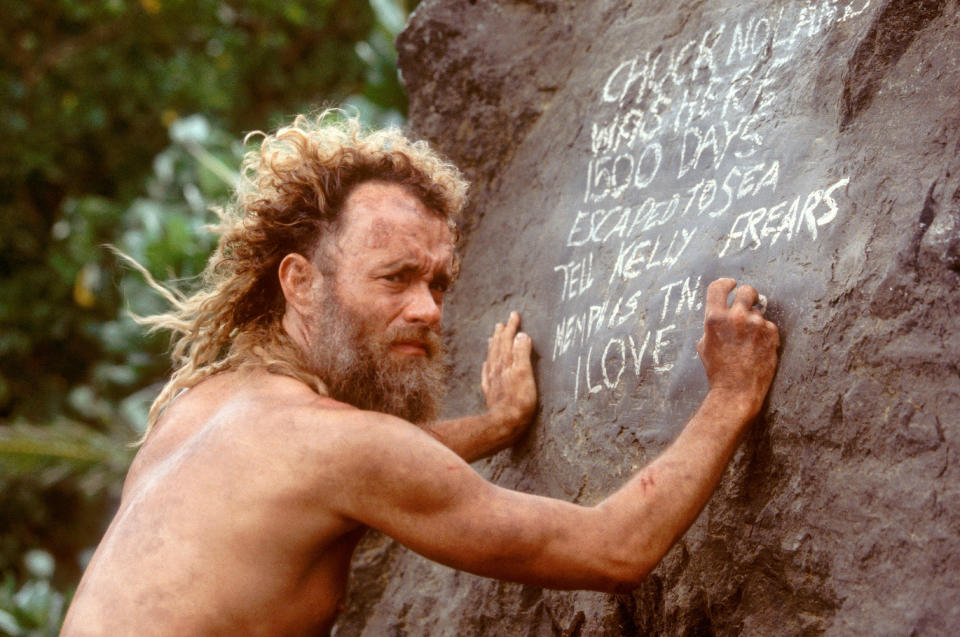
(0, 421), (134, 495)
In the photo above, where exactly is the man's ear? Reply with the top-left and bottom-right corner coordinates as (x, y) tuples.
(278, 253), (321, 316)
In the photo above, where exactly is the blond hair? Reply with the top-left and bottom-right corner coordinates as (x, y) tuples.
(135, 111), (468, 440)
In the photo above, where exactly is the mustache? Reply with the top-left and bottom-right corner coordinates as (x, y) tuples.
(384, 325), (443, 358)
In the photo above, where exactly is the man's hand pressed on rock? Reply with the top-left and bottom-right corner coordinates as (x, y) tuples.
(427, 310), (538, 461)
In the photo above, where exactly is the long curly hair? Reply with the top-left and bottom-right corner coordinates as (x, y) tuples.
(133, 111), (468, 439)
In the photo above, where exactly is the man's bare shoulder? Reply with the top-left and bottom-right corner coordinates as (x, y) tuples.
(150, 369), (354, 440)
(228, 369), (426, 441)
(119, 368), (448, 541)
(139, 369), (435, 477)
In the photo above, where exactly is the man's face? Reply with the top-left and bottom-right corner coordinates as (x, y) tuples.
(304, 181), (455, 423)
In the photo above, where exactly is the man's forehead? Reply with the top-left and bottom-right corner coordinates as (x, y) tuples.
(339, 182), (452, 249)
(344, 181), (429, 219)
(328, 182), (455, 277)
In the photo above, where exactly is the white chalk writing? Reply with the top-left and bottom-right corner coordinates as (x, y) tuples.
(551, 0), (867, 399)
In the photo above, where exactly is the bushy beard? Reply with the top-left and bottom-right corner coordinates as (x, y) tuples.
(305, 284), (447, 424)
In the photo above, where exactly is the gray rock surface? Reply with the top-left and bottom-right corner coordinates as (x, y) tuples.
(335, 0), (960, 634)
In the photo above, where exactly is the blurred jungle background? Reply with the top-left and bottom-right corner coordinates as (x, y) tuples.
(0, 1), (414, 632)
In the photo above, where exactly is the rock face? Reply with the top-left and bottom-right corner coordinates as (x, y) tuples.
(335, 0), (960, 634)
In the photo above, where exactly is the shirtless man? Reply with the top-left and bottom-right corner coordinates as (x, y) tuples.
(61, 114), (779, 636)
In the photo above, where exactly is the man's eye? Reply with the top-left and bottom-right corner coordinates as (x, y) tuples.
(383, 273), (405, 283)
(430, 280), (448, 293)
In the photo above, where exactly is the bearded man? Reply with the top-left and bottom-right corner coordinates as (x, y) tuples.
(62, 113), (780, 636)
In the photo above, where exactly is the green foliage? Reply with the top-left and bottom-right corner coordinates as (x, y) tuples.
(0, 0), (410, 423)
(0, 114), (240, 589)
(0, 421), (132, 492)
(0, 0), (415, 597)
(0, 550), (69, 636)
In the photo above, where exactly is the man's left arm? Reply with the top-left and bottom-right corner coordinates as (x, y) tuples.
(425, 311), (537, 462)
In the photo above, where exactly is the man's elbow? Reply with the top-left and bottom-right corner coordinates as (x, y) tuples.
(584, 509), (661, 593)
(593, 555), (655, 594)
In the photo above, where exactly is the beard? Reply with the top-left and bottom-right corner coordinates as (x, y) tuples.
(303, 283), (447, 424)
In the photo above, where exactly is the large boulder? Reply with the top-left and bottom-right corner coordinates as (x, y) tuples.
(335, 0), (960, 634)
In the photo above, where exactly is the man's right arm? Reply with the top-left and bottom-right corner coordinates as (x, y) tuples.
(590, 278), (780, 587)
(320, 278), (779, 591)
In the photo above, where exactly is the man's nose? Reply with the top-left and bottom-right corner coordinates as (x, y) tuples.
(403, 283), (442, 327)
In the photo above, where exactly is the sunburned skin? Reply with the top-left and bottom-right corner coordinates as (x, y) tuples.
(63, 372), (373, 636)
(328, 185), (455, 354)
(344, 183), (443, 252)
(364, 217), (394, 250)
(63, 323), (537, 636)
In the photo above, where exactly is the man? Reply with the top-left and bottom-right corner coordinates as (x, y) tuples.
(62, 113), (779, 636)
